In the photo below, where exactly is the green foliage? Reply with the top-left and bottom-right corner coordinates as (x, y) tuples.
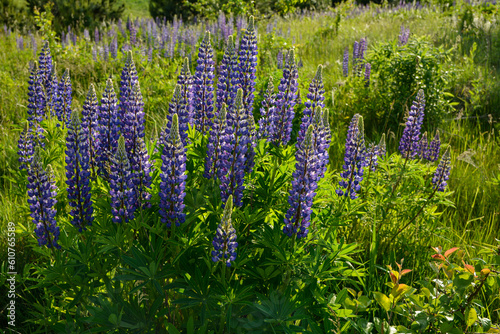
(0, 0), (27, 29)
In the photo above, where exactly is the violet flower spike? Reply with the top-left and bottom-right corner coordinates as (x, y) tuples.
(343, 47), (349, 77)
(27, 61), (46, 123)
(432, 147), (451, 192)
(81, 84), (100, 177)
(212, 194), (238, 267)
(257, 76), (276, 140)
(193, 31), (215, 134)
(399, 89), (425, 159)
(205, 104), (228, 180)
(426, 130), (440, 162)
(55, 69), (72, 128)
(216, 35), (239, 123)
(97, 78), (120, 177)
(237, 16), (258, 123)
(119, 51), (139, 124)
(297, 65), (325, 147)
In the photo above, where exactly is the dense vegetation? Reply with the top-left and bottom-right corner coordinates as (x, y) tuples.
(0, 0), (499, 332)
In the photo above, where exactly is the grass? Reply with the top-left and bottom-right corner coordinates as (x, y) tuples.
(123, 0), (151, 18)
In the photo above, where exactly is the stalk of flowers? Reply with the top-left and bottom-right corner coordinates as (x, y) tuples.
(399, 89), (425, 159)
(297, 65), (325, 147)
(343, 47), (349, 77)
(18, 122), (44, 171)
(432, 147), (451, 192)
(55, 69), (72, 128)
(425, 131), (440, 162)
(352, 41), (359, 76)
(378, 133), (386, 157)
(336, 114), (367, 200)
(119, 51), (139, 124)
(219, 89), (248, 207)
(257, 77), (276, 140)
(97, 78), (120, 177)
(277, 49), (283, 69)
(364, 63), (371, 87)
(27, 150), (61, 249)
(283, 124), (318, 238)
(365, 143), (380, 172)
(109, 136), (135, 223)
(417, 131), (428, 159)
(193, 31), (215, 134)
(212, 194), (238, 267)
(398, 25), (410, 46)
(130, 137), (153, 209)
(27, 61), (46, 123)
(216, 36), (239, 120)
(310, 107), (329, 180)
(176, 58), (194, 130)
(81, 84), (100, 177)
(159, 114), (187, 227)
(271, 49), (299, 146)
(38, 40), (53, 90)
(204, 104), (228, 180)
(66, 110), (94, 232)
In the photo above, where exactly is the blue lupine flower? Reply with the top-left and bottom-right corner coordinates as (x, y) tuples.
(399, 25), (410, 46)
(38, 40), (53, 90)
(283, 124), (318, 238)
(353, 41), (359, 75)
(336, 114), (366, 200)
(130, 137), (153, 209)
(365, 143), (379, 172)
(109, 136), (135, 223)
(159, 114), (187, 227)
(18, 123), (44, 171)
(417, 131), (428, 159)
(66, 110), (94, 232)
(27, 61), (46, 123)
(378, 134), (386, 157)
(55, 69), (72, 128)
(399, 89), (425, 159)
(216, 36), (239, 121)
(46, 63), (58, 117)
(312, 107), (330, 178)
(177, 57), (194, 126)
(212, 194), (238, 267)
(277, 49), (284, 69)
(27, 150), (60, 249)
(432, 147), (451, 192)
(271, 49), (299, 146)
(257, 77), (276, 140)
(425, 131), (440, 162)
(204, 104), (228, 180)
(193, 31), (215, 134)
(81, 84), (100, 177)
(343, 47), (349, 77)
(364, 63), (371, 87)
(237, 16), (258, 125)
(111, 37), (118, 59)
(97, 78), (120, 177)
(219, 89), (248, 207)
(297, 65), (325, 147)
(119, 51), (139, 124)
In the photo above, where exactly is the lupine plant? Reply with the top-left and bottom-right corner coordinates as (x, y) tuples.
(193, 31), (215, 134)
(109, 136), (135, 223)
(97, 78), (120, 176)
(55, 69), (72, 127)
(212, 194), (237, 266)
(81, 84), (100, 176)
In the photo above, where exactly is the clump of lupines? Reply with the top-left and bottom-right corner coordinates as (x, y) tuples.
(432, 147), (451, 192)
(66, 111), (93, 232)
(81, 84), (100, 176)
(257, 77), (276, 139)
(399, 89), (425, 159)
(193, 31), (215, 134)
(55, 69), (72, 127)
(119, 51), (139, 123)
(204, 104), (228, 180)
(27, 61), (46, 123)
(27, 150), (60, 249)
(364, 63), (371, 87)
(216, 36), (239, 119)
(271, 49), (299, 146)
(283, 124), (318, 238)
(212, 194), (238, 266)
(336, 114), (366, 200)
(426, 131), (441, 162)
(159, 114), (187, 227)
(109, 136), (135, 223)
(97, 79), (120, 177)
(297, 65), (325, 147)
(343, 47), (349, 77)
(219, 89), (248, 207)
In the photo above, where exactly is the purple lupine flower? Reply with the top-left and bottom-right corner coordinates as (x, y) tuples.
(94, 27), (100, 43)
(426, 130), (440, 162)
(119, 51), (139, 124)
(66, 111), (94, 232)
(109, 136), (135, 223)
(297, 65), (325, 147)
(283, 124), (318, 238)
(216, 36), (239, 120)
(378, 133), (387, 157)
(38, 41), (53, 90)
(336, 114), (366, 200)
(130, 137), (153, 209)
(271, 49), (299, 146)
(27, 62), (46, 123)
(159, 114), (187, 227)
(97, 79), (120, 177)
(343, 47), (349, 77)
(237, 16), (258, 124)
(193, 31), (215, 134)
(257, 77), (276, 140)
(177, 57), (194, 128)
(205, 104), (228, 180)
(399, 89), (425, 159)
(55, 69), (72, 128)
(398, 25), (410, 46)
(27, 150), (60, 249)
(315, 107), (331, 177)
(417, 131), (428, 159)
(432, 147), (451, 192)
(365, 143), (379, 172)
(18, 123), (42, 171)
(364, 63), (371, 87)
(92, 47), (98, 62)
(130, 22), (137, 45)
(111, 37), (118, 59)
(219, 89), (248, 207)
(46, 63), (58, 117)
(352, 41), (359, 76)
(359, 38), (367, 61)
(277, 49), (284, 69)
(212, 194), (238, 266)
(81, 84), (100, 177)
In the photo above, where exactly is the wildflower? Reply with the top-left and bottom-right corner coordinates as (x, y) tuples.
(18, 123), (44, 171)
(311, 107), (330, 178)
(205, 104), (228, 180)
(119, 51), (139, 123)
(417, 131), (428, 159)
(297, 65), (325, 147)
(97, 78), (120, 177)
(378, 134), (386, 157)
(212, 195), (238, 266)
(277, 49), (283, 69)
(81, 84), (100, 176)
(55, 69), (72, 127)
(399, 89), (425, 159)
(365, 143), (379, 172)
(364, 63), (371, 87)
(426, 131), (440, 162)
(343, 47), (349, 77)
(109, 136), (135, 223)
(257, 76), (276, 140)
(432, 147), (451, 192)
(193, 31), (215, 134)
(216, 36), (239, 119)
(27, 61), (46, 123)
(159, 114), (187, 227)
(38, 40), (53, 90)
(238, 16), (258, 116)
(66, 111), (93, 232)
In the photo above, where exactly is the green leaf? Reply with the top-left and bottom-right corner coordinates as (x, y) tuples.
(373, 292), (391, 312)
(166, 322), (181, 334)
(465, 307), (477, 327)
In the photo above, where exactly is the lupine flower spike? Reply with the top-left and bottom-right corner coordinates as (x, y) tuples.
(120, 51), (139, 123)
(66, 110), (94, 232)
(378, 133), (386, 157)
(81, 84), (100, 176)
(432, 147), (451, 192)
(18, 123), (37, 171)
(193, 31), (215, 134)
(257, 76), (276, 140)
(205, 104), (228, 180)
(343, 47), (349, 77)
(366, 143), (379, 172)
(27, 61), (46, 123)
(55, 69), (72, 128)
(297, 65), (325, 147)
(283, 124), (318, 238)
(418, 132), (428, 159)
(177, 57), (194, 127)
(311, 107), (330, 178)
(109, 136), (135, 223)
(97, 78), (120, 177)
(216, 36), (239, 120)
(426, 130), (440, 162)
(38, 40), (53, 90)
(159, 114), (187, 227)
(238, 16), (258, 117)
(399, 89), (425, 159)
(28, 149), (61, 249)
(212, 194), (238, 266)
(336, 114), (366, 200)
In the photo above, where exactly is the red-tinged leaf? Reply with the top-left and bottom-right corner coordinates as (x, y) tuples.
(400, 269), (412, 276)
(462, 261), (475, 274)
(444, 247), (459, 258)
(390, 270), (399, 284)
(432, 254), (446, 261)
